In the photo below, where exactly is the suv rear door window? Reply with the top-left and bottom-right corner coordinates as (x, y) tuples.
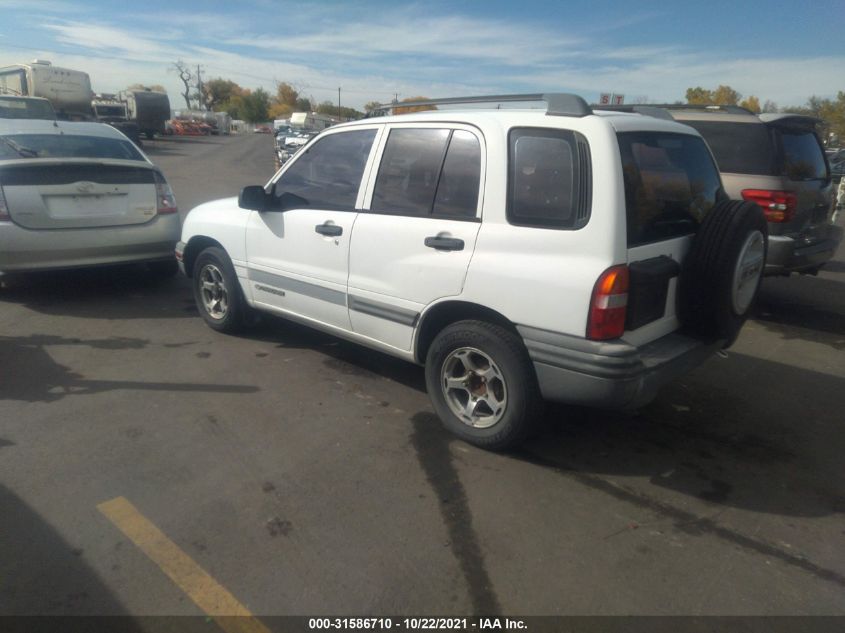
(432, 130), (481, 218)
(618, 132), (723, 247)
(779, 129), (827, 180)
(681, 121), (775, 176)
(274, 129), (376, 210)
(507, 128), (591, 229)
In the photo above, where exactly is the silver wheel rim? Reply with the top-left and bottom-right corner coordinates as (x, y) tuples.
(198, 263), (229, 320)
(731, 230), (765, 314)
(440, 347), (508, 429)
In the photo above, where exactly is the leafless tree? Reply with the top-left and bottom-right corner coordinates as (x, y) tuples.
(170, 61), (194, 109)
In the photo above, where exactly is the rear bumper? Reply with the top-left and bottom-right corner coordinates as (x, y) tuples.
(518, 325), (722, 410)
(765, 225), (844, 274)
(0, 214), (181, 272)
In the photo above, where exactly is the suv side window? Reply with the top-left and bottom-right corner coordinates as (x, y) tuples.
(779, 129), (828, 180)
(274, 129), (377, 210)
(371, 128), (481, 218)
(507, 128), (591, 229)
(433, 130), (481, 218)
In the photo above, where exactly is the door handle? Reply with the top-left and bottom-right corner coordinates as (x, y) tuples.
(315, 223), (343, 237)
(424, 236), (464, 251)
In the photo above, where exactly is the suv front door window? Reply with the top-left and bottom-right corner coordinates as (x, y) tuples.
(246, 127), (379, 330)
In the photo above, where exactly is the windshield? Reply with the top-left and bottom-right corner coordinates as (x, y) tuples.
(0, 133), (145, 161)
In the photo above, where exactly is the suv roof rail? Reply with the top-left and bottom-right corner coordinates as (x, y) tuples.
(370, 93), (593, 118)
(597, 103), (755, 116)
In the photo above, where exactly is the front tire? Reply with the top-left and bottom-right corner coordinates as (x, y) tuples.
(192, 247), (248, 333)
(425, 320), (543, 451)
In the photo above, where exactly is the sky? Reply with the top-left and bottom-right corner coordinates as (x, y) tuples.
(0, 0), (843, 111)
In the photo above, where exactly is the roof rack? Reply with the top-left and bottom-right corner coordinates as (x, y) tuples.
(596, 103), (755, 116)
(370, 93), (593, 118)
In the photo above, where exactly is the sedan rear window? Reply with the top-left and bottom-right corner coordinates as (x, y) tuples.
(681, 121), (775, 176)
(0, 134), (145, 161)
(618, 132), (724, 247)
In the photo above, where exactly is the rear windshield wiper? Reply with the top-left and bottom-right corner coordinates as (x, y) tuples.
(0, 137), (39, 158)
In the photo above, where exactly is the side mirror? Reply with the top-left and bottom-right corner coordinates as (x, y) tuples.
(238, 185), (270, 211)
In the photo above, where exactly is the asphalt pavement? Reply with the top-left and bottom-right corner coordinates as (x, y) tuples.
(1, 133), (843, 619)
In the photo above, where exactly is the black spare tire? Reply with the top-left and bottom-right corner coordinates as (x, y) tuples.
(678, 200), (767, 346)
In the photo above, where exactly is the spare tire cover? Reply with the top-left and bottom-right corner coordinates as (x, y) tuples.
(678, 199), (767, 346)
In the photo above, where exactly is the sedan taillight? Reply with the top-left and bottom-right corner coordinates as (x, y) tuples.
(154, 171), (178, 215)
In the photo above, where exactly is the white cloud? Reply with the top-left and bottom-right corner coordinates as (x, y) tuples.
(506, 54), (845, 106)
(0, 7), (838, 110)
(224, 12), (585, 66)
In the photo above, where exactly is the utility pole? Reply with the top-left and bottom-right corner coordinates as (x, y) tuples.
(196, 64), (204, 111)
(337, 87), (341, 112)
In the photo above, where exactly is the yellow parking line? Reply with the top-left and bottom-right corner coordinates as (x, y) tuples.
(98, 496), (271, 633)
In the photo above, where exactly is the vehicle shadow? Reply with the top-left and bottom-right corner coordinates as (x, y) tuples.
(753, 275), (845, 350)
(0, 266), (197, 320)
(0, 483), (140, 618)
(517, 350), (844, 520)
(240, 314), (427, 394)
(0, 334), (259, 403)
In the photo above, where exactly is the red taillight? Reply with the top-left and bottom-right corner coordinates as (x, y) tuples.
(154, 171), (178, 215)
(741, 189), (797, 223)
(587, 264), (629, 341)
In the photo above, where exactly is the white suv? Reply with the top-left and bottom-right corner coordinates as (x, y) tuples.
(176, 94), (767, 450)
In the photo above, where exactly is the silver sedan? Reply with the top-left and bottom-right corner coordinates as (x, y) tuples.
(0, 119), (180, 275)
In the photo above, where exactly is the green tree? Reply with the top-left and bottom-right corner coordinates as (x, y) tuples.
(268, 102), (294, 120)
(364, 100), (381, 113)
(686, 85), (741, 106)
(315, 100), (362, 120)
(240, 88), (271, 123)
(739, 95), (761, 113)
(712, 85), (741, 105)
(685, 86), (713, 104)
(295, 96), (313, 111)
(203, 78), (245, 111)
(275, 82), (299, 107)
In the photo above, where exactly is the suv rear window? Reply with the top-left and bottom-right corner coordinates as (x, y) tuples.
(681, 121), (775, 176)
(618, 132), (723, 247)
(778, 129), (827, 180)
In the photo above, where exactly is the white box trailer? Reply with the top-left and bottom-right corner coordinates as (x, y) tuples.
(289, 111), (335, 131)
(0, 60), (93, 118)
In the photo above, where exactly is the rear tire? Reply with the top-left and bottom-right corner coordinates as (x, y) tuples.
(425, 320), (543, 451)
(192, 247), (248, 334)
(678, 200), (767, 345)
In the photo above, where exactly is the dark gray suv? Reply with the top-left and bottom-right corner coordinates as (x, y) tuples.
(602, 104), (843, 275)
